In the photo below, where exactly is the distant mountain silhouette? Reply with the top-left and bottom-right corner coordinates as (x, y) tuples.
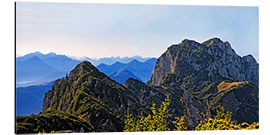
(16, 81), (54, 116)
(97, 58), (157, 82)
(83, 56), (150, 66)
(16, 51), (153, 87)
(16, 51), (45, 62)
(97, 62), (126, 76)
(16, 56), (57, 86)
(109, 69), (143, 84)
(16, 52), (80, 87)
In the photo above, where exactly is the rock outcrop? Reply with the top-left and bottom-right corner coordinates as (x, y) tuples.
(148, 38), (258, 85)
(147, 38), (259, 127)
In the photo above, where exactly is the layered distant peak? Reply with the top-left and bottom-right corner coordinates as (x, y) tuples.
(30, 51), (43, 55)
(129, 59), (140, 64)
(111, 61), (126, 67)
(110, 69), (143, 84)
(47, 52), (57, 56)
(114, 68), (130, 76)
(26, 56), (43, 63)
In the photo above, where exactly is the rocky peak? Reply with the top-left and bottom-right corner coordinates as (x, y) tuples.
(202, 37), (223, 46)
(181, 39), (201, 46)
(242, 54), (257, 63)
(68, 61), (107, 82)
(148, 38), (258, 85)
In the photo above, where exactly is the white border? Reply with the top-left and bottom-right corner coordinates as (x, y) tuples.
(14, 0), (259, 6)
(1, 0), (268, 135)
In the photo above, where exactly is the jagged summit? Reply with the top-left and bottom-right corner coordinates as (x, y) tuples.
(181, 38), (200, 45)
(242, 54), (257, 63)
(202, 37), (224, 45)
(148, 38), (258, 85)
(180, 37), (233, 51)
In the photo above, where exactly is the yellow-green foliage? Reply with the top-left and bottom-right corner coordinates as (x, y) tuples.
(195, 106), (259, 130)
(38, 129), (59, 134)
(124, 97), (258, 132)
(239, 122), (259, 129)
(172, 116), (189, 131)
(195, 106), (239, 130)
(124, 94), (171, 131)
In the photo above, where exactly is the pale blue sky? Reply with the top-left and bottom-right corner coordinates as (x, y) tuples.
(16, 2), (259, 61)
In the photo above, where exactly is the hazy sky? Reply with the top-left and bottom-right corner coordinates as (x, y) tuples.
(16, 2), (259, 60)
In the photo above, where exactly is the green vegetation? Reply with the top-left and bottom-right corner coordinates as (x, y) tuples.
(196, 105), (238, 130)
(124, 94), (171, 131)
(124, 96), (258, 132)
(196, 105), (259, 130)
(16, 109), (94, 134)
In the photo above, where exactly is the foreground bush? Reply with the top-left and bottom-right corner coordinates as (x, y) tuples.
(124, 96), (258, 131)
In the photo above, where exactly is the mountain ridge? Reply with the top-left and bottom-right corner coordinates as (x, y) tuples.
(16, 37), (258, 133)
(148, 37), (258, 85)
(109, 69), (143, 84)
(42, 61), (148, 132)
(97, 58), (157, 83)
(16, 52), (80, 87)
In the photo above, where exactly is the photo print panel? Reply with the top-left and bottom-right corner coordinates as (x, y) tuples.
(15, 2), (259, 134)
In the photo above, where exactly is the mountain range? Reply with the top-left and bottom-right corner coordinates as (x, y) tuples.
(16, 37), (259, 133)
(109, 69), (143, 84)
(97, 58), (157, 83)
(16, 52), (156, 116)
(16, 52), (154, 87)
(81, 56), (151, 66)
(16, 52), (81, 87)
(16, 81), (54, 116)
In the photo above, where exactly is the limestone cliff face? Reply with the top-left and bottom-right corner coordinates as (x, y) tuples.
(146, 38), (259, 127)
(148, 38), (258, 86)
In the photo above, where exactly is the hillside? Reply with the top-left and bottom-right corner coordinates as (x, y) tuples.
(16, 109), (94, 134)
(42, 61), (148, 132)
